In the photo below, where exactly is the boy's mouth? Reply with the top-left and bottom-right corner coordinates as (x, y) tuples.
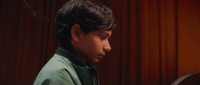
(98, 54), (106, 58)
(99, 54), (106, 56)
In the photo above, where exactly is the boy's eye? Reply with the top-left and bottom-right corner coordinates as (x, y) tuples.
(100, 35), (106, 39)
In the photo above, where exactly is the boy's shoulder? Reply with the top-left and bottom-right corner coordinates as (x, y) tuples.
(38, 54), (79, 77)
(33, 54), (81, 85)
(42, 54), (75, 71)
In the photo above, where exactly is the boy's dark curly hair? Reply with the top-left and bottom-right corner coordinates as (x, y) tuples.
(55, 0), (117, 48)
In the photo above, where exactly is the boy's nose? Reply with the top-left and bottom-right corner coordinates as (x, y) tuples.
(104, 42), (111, 52)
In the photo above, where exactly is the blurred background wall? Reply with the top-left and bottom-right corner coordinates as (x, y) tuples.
(0, 0), (199, 85)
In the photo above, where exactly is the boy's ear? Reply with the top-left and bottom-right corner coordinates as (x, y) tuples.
(71, 24), (82, 42)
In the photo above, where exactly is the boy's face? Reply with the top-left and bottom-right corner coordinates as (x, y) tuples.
(77, 30), (112, 64)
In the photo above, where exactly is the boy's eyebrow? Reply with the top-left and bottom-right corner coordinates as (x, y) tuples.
(104, 32), (110, 37)
(99, 31), (110, 37)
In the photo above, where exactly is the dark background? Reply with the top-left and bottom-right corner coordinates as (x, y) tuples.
(0, 0), (200, 85)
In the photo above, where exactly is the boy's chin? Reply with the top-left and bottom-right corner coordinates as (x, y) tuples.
(89, 59), (100, 65)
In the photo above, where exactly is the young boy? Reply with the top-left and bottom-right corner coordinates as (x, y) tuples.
(34, 0), (117, 85)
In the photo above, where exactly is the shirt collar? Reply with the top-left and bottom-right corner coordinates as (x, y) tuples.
(56, 46), (87, 66)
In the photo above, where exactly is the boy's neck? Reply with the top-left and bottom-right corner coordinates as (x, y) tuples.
(61, 45), (87, 63)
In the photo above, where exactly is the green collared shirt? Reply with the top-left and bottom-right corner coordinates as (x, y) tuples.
(33, 47), (99, 85)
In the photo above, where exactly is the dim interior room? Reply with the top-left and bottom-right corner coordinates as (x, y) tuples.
(0, 0), (200, 85)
